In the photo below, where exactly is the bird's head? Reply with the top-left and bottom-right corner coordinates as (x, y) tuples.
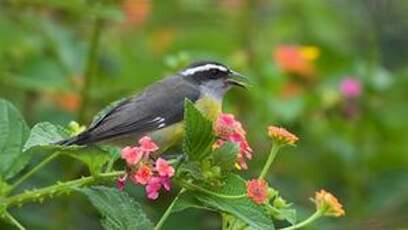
(180, 61), (249, 98)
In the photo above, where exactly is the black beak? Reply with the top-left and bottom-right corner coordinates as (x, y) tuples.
(226, 70), (251, 89)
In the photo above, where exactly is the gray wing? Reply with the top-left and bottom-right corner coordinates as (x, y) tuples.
(63, 76), (200, 145)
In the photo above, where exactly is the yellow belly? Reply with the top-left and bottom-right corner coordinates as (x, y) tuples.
(151, 95), (222, 152)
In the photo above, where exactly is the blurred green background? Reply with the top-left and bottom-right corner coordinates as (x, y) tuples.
(1, 0), (408, 229)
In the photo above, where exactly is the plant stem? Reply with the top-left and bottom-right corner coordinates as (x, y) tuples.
(6, 171), (124, 208)
(8, 152), (61, 194)
(259, 145), (280, 180)
(178, 180), (246, 200)
(280, 210), (322, 230)
(4, 212), (26, 230)
(78, 18), (103, 123)
(154, 188), (186, 230)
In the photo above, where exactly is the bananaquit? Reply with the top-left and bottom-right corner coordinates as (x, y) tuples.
(59, 61), (248, 148)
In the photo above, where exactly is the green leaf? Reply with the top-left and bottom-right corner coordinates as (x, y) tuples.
(194, 174), (275, 230)
(79, 186), (154, 230)
(274, 208), (296, 225)
(212, 142), (239, 171)
(0, 99), (30, 180)
(23, 122), (70, 152)
(176, 162), (204, 181)
(183, 99), (215, 161)
(24, 122), (111, 175)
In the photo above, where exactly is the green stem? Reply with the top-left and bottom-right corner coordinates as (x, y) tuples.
(259, 144), (280, 180)
(8, 152), (61, 194)
(280, 210), (322, 230)
(154, 188), (186, 230)
(6, 171), (124, 208)
(78, 18), (103, 123)
(178, 180), (246, 200)
(4, 212), (26, 230)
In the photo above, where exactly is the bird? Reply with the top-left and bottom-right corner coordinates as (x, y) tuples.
(58, 61), (249, 150)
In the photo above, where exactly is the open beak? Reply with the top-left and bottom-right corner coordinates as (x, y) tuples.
(226, 70), (251, 89)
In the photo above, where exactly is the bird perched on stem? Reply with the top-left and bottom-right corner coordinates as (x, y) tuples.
(58, 61), (249, 149)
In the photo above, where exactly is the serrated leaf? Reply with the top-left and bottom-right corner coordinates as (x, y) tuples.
(24, 122), (111, 174)
(23, 122), (70, 152)
(194, 174), (275, 230)
(79, 186), (154, 230)
(0, 98), (30, 180)
(212, 142), (239, 171)
(183, 99), (215, 161)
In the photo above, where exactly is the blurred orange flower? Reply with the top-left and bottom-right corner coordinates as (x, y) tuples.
(313, 189), (345, 217)
(122, 0), (151, 27)
(274, 45), (320, 78)
(55, 93), (80, 112)
(267, 126), (298, 145)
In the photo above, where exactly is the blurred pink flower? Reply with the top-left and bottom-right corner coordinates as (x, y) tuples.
(155, 158), (175, 177)
(139, 136), (159, 154)
(340, 78), (362, 99)
(213, 113), (253, 170)
(132, 165), (152, 185)
(146, 177), (162, 200)
(121, 147), (143, 166)
(116, 174), (127, 191)
(145, 176), (172, 200)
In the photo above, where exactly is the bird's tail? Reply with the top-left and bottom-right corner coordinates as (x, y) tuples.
(55, 136), (80, 146)
(55, 133), (90, 146)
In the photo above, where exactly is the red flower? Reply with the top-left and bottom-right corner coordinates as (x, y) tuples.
(131, 164), (152, 185)
(121, 146), (143, 166)
(155, 158), (175, 177)
(247, 179), (269, 205)
(138, 136), (159, 154)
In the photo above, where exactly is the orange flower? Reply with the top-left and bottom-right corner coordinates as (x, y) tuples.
(122, 0), (151, 27)
(55, 93), (80, 112)
(267, 126), (299, 145)
(274, 45), (319, 78)
(246, 179), (268, 205)
(313, 190), (345, 217)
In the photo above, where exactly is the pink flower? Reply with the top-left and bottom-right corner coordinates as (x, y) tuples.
(340, 78), (362, 99)
(131, 164), (152, 185)
(160, 176), (171, 191)
(121, 147), (143, 166)
(247, 179), (269, 205)
(155, 158), (175, 177)
(116, 174), (127, 191)
(146, 177), (162, 200)
(145, 177), (172, 200)
(214, 113), (246, 137)
(138, 136), (159, 153)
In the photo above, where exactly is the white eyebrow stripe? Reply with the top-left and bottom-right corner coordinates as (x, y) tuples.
(181, 64), (228, 76)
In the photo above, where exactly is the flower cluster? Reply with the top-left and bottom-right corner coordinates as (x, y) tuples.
(213, 113), (253, 170)
(274, 45), (320, 78)
(246, 179), (269, 204)
(313, 189), (345, 217)
(267, 126), (299, 146)
(118, 136), (175, 200)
